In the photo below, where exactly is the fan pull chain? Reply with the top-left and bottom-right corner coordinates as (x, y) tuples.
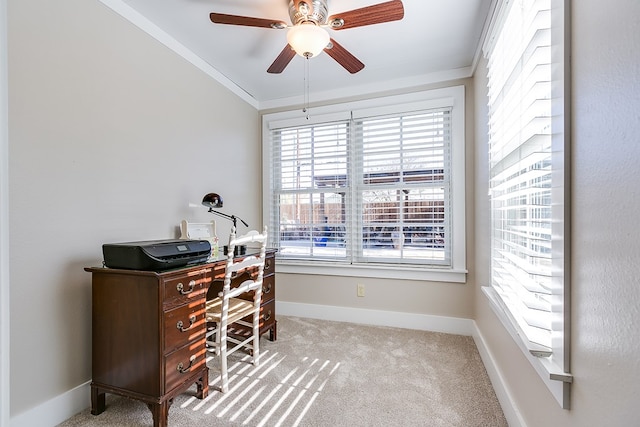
(303, 54), (310, 120)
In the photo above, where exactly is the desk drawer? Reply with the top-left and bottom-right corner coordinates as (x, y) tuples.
(261, 275), (275, 303)
(164, 339), (207, 393)
(162, 271), (207, 310)
(260, 298), (275, 328)
(163, 302), (206, 353)
(211, 253), (273, 280)
(263, 255), (275, 276)
(210, 275), (274, 305)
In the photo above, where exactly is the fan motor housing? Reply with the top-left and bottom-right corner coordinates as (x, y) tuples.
(288, 0), (329, 25)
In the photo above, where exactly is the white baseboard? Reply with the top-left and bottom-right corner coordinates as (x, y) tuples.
(472, 324), (526, 427)
(10, 381), (90, 427)
(276, 301), (475, 336)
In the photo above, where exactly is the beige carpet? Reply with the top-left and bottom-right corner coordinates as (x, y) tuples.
(59, 316), (507, 427)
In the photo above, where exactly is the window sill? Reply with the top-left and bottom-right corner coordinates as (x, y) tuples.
(482, 286), (572, 409)
(275, 259), (467, 283)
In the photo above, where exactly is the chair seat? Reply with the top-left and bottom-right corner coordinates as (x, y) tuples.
(206, 297), (256, 325)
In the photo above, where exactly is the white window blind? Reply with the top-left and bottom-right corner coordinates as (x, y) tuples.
(488, 0), (554, 350)
(354, 109), (451, 265)
(265, 95), (462, 270)
(484, 0), (571, 408)
(269, 120), (351, 260)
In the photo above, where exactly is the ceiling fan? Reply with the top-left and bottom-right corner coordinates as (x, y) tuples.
(209, 0), (404, 74)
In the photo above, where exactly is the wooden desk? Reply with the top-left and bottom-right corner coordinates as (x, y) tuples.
(85, 250), (277, 427)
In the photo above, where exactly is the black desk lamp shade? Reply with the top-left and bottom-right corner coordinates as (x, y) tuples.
(201, 192), (248, 231)
(202, 193), (223, 209)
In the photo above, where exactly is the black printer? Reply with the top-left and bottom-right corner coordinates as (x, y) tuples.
(102, 239), (211, 271)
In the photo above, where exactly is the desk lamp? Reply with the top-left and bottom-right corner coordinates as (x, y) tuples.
(201, 193), (249, 256)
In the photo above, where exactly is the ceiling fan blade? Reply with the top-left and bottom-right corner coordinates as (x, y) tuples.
(328, 0), (404, 30)
(324, 38), (365, 74)
(267, 44), (296, 74)
(210, 13), (287, 29)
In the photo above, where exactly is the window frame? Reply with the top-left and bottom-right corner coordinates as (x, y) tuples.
(481, 0), (572, 409)
(262, 86), (467, 282)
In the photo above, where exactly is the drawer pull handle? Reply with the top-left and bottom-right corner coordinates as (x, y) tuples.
(176, 280), (196, 295)
(263, 310), (272, 322)
(176, 315), (197, 332)
(265, 260), (271, 270)
(177, 355), (197, 374)
(263, 283), (272, 294)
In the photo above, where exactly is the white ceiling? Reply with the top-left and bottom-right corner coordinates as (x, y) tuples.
(111, 0), (493, 109)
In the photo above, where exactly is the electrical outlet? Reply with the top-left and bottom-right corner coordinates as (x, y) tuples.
(357, 283), (365, 297)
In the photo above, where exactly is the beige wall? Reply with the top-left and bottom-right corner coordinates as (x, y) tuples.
(279, 274), (473, 319)
(8, 0), (259, 417)
(473, 1), (640, 425)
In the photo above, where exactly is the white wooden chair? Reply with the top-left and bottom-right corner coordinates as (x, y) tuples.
(205, 226), (268, 392)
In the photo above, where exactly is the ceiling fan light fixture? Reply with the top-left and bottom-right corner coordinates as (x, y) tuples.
(287, 23), (330, 58)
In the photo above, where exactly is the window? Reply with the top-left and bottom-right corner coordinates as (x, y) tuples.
(482, 0), (571, 408)
(263, 87), (466, 282)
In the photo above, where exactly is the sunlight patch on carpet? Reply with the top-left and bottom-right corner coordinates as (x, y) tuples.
(177, 349), (340, 426)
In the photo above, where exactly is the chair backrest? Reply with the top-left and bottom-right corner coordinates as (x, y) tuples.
(222, 226), (268, 298)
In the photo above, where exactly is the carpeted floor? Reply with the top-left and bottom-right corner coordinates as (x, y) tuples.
(59, 316), (507, 427)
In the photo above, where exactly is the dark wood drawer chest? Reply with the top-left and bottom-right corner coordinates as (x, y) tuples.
(85, 265), (210, 427)
(85, 249), (277, 426)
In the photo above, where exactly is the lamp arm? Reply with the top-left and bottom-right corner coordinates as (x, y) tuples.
(231, 215), (249, 228)
(207, 209), (249, 228)
(207, 208), (233, 222)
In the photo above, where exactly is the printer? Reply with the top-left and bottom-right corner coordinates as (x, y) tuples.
(102, 239), (211, 271)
